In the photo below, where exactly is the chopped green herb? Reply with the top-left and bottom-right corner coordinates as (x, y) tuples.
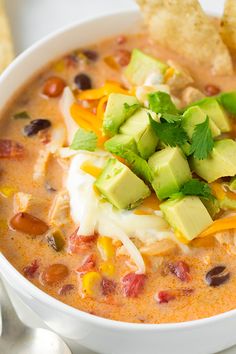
(123, 102), (141, 116)
(13, 111), (30, 120)
(189, 117), (214, 160)
(105, 144), (153, 184)
(149, 114), (188, 147)
(148, 91), (178, 115)
(70, 128), (97, 151)
(160, 113), (181, 123)
(180, 179), (215, 201)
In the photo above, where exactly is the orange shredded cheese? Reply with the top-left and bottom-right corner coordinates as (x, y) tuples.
(80, 162), (102, 178)
(198, 215), (236, 238)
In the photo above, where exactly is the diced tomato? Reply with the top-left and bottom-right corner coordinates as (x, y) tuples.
(169, 261), (191, 282)
(0, 139), (24, 159)
(101, 278), (116, 296)
(68, 227), (96, 254)
(121, 272), (146, 298)
(23, 259), (39, 278)
(156, 290), (176, 304)
(76, 254), (96, 274)
(156, 288), (194, 304)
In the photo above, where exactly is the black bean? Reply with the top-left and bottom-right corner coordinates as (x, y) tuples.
(82, 50), (98, 61)
(205, 265), (230, 287)
(23, 119), (51, 137)
(74, 73), (92, 90)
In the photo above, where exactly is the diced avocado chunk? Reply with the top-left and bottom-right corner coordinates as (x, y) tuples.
(105, 134), (138, 154)
(190, 139), (236, 183)
(220, 197), (236, 211)
(229, 177), (236, 191)
(124, 49), (168, 86)
(193, 98), (230, 133)
(120, 108), (159, 159)
(103, 93), (139, 137)
(95, 158), (150, 210)
(201, 198), (220, 219)
(160, 196), (213, 241)
(182, 106), (221, 138)
(219, 91), (236, 116)
(148, 147), (192, 200)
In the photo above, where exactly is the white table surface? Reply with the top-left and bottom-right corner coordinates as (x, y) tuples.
(2, 0), (236, 353)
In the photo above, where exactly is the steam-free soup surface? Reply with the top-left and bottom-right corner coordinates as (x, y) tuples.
(1, 33), (236, 324)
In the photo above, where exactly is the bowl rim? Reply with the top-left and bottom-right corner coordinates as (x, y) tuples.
(0, 8), (235, 331)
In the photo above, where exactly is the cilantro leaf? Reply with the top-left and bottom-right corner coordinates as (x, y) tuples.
(105, 144), (153, 184)
(149, 115), (188, 147)
(123, 102), (141, 116)
(70, 128), (97, 151)
(180, 179), (215, 201)
(160, 113), (181, 123)
(148, 92), (178, 115)
(13, 111), (30, 120)
(189, 117), (214, 160)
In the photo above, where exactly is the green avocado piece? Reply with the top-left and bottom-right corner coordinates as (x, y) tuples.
(190, 139), (236, 183)
(220, 197), (236, 210)
(95, 158), (150, 210)
(103, 93), (139, 137)
(104, 134), (138, 154)
(229, 177), (236, 191)
(160, 196), (213, 241)
(182, 106), (221, 138)
(120, 108), (159, 159)
(148, 147), (192, 200)
(219, 91), (236, 116)
(193, 98), (230, 133)
(124, 49), (168, 86)
(201, 198), (220, 219)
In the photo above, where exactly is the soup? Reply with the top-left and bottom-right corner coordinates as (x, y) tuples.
(1, 32), (236, 324)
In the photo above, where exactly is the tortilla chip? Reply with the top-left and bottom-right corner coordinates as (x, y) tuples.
(0, 0), (14, 73)
(136, 0), (233, 76)
(221, 0), (236, 52)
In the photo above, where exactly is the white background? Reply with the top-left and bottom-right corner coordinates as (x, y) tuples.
(3, 0), (236, 353)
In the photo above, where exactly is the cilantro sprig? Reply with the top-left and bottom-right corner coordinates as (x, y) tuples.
(180, 179), (215, 201)
(189, 117), (214, 160)
(70, 128), (98, 151)
(104, 143), (153, 184)
(149, 114), (188, 148)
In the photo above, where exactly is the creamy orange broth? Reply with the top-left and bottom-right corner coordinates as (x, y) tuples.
(1, 33), (236, 324)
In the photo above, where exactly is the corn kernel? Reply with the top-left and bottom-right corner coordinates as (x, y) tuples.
(0, 186), (17, 198)
(82, 271), (102, 297)
(97, 236), (115, 261)
(53, 60), (65, 73)
(99, 262), (115, 277)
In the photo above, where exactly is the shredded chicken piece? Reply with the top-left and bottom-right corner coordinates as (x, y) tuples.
(215, 230), (236, 255)
(140, 238), (178, 256)
(48, 190), (71, 227)
(13, 192), (43, 216)
(136, 0), (233, 76)
(33, 125), (66, 183)
(33, 149), (50, 182)
(182, 86), (205, 106)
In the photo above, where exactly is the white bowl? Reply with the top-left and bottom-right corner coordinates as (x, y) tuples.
(0, 10), (236, 354)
